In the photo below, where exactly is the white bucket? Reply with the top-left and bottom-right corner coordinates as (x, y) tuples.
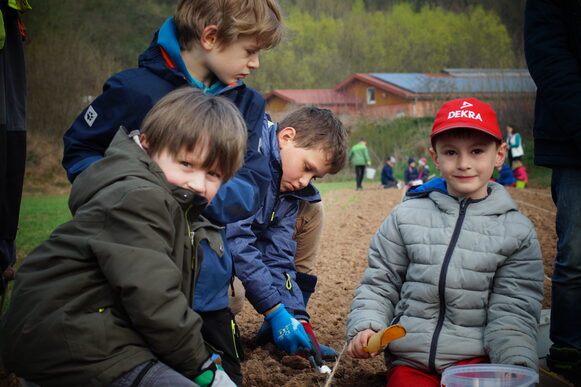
(365, 167), (376, 179)
(441, 364), (538, 387)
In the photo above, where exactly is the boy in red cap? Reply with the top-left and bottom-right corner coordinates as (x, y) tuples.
(346, 98), (544, 386)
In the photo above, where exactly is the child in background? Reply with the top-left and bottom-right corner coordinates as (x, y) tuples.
(512, 160), (528, 188)
(346, 98), (543, 387)
(227, 107), (348, 364)
(496, 162), (517, 187)
(0, 88), (246, 387)
(404, 157), (419, 185)
(381, 156), (398, 188)
(418, 157), (432, 182)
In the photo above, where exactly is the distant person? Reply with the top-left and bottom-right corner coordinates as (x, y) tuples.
(512, 160), (528, 188)
(348, 137), (371, 190)
(0, 0), (30, 299)
(417, 157), (431, 182)
(381, 156), (398, 188)
(227, 107), (347, 366)
(506, 124), (524, 166)
(495, 163), (516, 187)
(346, 98), (543, 387)
(0, 88), (246, 386)
(525, 0), (581, 382)
(404, 157), (419, 185)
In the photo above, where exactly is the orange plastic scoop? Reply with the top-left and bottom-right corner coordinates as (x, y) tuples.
(363, 324), (406, 353)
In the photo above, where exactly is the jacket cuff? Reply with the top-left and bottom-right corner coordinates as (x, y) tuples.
(295, 272), (317, 294)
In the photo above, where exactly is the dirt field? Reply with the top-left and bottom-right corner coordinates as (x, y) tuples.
(236, 184), (557, 386)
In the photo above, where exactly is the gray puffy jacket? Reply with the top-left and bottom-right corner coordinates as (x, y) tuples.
(346, 181), (543, 373)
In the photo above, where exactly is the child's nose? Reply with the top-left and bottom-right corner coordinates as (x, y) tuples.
(249, 54), (260, 69)
(187, 173), (206, 195)
(458, 154), (471, 169)
(299, 174), (312, 188)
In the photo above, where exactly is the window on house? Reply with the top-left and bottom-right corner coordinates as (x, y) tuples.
(366, 87), (376, 105)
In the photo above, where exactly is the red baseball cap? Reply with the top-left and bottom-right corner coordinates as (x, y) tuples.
(431, 98), (502, 144)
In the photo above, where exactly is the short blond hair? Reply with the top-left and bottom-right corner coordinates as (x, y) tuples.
(141, 87), (247, 181)
(175, 0), (283, 51)
(278, 106), (348, 174)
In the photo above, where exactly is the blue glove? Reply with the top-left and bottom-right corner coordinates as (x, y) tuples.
(265, 304), (310, 354)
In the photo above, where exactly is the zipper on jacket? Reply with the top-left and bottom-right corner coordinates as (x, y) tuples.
(428, 199), (470, 373)
(231, 319), (240, 359)
(185, 205), (198, 302)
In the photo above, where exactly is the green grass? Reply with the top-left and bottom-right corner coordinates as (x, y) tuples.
(15, 194), (71, 261)
(313, 180), (357, 194)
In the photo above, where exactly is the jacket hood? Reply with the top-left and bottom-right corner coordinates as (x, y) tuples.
(69, 127), (208, 216)
(406, 177), (517, 216)
(261, 122), (320, 202)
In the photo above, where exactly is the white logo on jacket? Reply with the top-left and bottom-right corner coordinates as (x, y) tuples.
(84, 105), (98, 127)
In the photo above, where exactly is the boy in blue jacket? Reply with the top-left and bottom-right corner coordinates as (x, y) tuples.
(60, 0), (283, 384)
(62, 0), (282, 225)
(227, 107), (348, 365)
(496, 163), (516, 187)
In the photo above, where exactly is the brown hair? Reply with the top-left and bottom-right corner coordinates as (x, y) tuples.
(141, 87), (247, 181)
(278, 106), (348, 174)
(175, 0), (283, 51)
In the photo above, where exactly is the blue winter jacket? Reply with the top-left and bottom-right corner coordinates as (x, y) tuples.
(191, 218), (233, 312)
(62, 17), (270, 226)
(381, 164), (396, 186)
(226, 121), (321, 321)
(496, 164), (516, 187)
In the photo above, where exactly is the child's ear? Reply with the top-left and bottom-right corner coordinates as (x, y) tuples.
(140, 134), (149, 151)
(200, 25), (219, 50)
(277, 126), (296, 147)
(429, 147), (439, 170)
(495, 142), (507, 168)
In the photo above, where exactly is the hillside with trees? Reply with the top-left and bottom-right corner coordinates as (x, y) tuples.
(20, 0), (528, 188)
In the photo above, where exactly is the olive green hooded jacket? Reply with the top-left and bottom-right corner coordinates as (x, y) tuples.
(0, 128), (211, 386)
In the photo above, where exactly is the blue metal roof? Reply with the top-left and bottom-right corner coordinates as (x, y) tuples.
(370, 71), (536, 94)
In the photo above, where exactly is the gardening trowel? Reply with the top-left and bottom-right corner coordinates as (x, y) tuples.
(298, 335), (332, 374)
(363, 324), (406, 353)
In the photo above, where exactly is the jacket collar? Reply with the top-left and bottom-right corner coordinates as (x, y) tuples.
(261, 122), (321, 202)
(154, 18), (244, 95)
(405, 177), (517, 215)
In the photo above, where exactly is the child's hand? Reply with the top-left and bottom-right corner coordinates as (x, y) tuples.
(347, 329), (378, 359)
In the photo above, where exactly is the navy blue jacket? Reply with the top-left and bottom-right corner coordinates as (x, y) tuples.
(525, 0), (581, 168)
(191, 218), (233, 312)
(404, 166), (419, 184)
(496, 164), (516, 186)
(226, 121), (321, 321)
(62, 18), (270, 225)
(381, 164), (396, 185)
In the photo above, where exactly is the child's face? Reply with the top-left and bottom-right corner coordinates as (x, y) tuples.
(149, 146), (222, 203)
(204, 34), (261, 85)
(277, 127), (331, 192)
(430, 131), (506, 200)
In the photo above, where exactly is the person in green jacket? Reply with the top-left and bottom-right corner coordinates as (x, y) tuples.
(348, 137), (371, 190)
(0, 87), (246, 387)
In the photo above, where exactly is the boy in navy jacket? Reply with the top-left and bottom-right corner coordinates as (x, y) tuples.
(227, 107), (348, 364)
